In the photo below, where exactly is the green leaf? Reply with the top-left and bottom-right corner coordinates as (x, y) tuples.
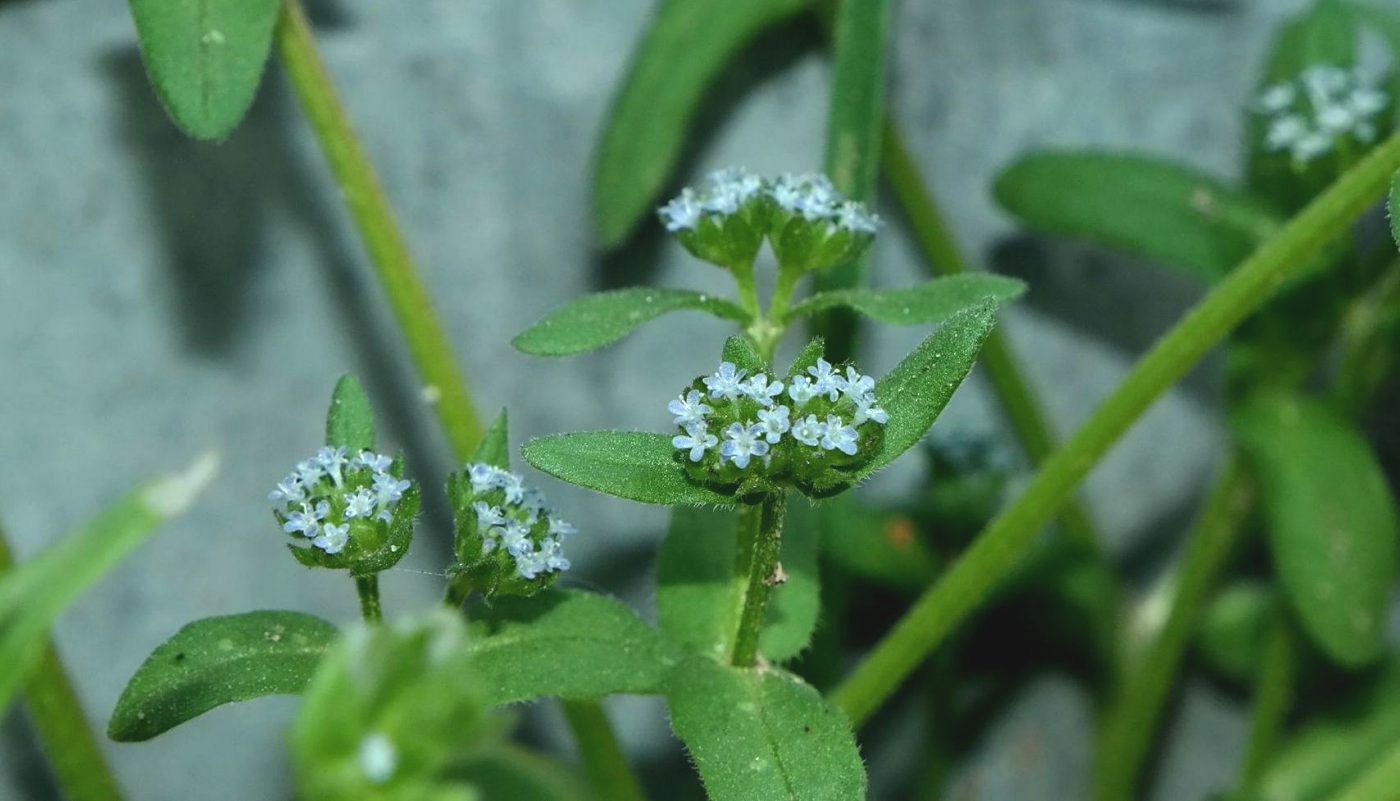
(994, 151), (1281, 284)
(859, 301), (999, 477)
(325, 374), (375, 452)
(473, 408), (511, 470)
(0, 453), (217, 712)
(592, 0), (811, 246)
(817, 495), (937, 591)
(658, 501), (818, 664)
(452, 744), (591, 801)
(1390, 167), (1400, 252)
(108, 610), (338, 742)
(465, 589), (677, 704)
(666, 657), (867, 801)
(786, 274), (1025, 326)
(513, 288), (749, 357)
(1233, 392), (1398, 667)
(722, 334), (766, 373)
(522, 431), (734, 507)
(126, 0), (282, 140)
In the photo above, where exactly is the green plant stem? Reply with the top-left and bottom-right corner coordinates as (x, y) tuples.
(1092, 458), (1254, 801)
(881, 120), (1104, 558)
(275, 0), (482, 457)
(1238, 614), (1298, 790)
(1324, 736), (1400, 801)
(274, 6), (641, 795)
(559, 699), (648, 801)
(730, 494), (787, 667)
(354, 575), (383, 623)
(829, 126), (1400, 728)
(0, 529), (125, 801)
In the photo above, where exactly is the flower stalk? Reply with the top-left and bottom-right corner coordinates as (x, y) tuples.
(730, 493), (787, 667)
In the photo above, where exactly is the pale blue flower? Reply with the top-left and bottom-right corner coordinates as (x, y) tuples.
(807, 358), (845, 401)
(500, 472), (526, 505)
(541, 538), (571, 572)
(703, 362), (748, 400)
(791, 414), (827, 447)
(373, 472), (411, 507)
(842, 366), (875, 401)
(837, 202), (881, 234)
(659, 188), (703, 232)
(853, 395), (889, 426)
(548, 517), (578, 538)
(669, 389), (711, 427)
(357, 451), (393, 473)
(720, 422), (770, 469)
(674, 422), (718, 462)
(744, 374), (785, 406)
(820, 415), (859, 455)
(316, 446), (349, 486)
(500, 520), (533, 557)
(473, 501), (506, 534)
(788, 375), (818, 407)
(468, 463), (500, 494)
(755, 405), (791, 444)
(314, 522), (350, 554)
(1265, 115), (1307, 152)
(344, 488), (377, 519)
(357, 734), (397, 785)
(1256, 83), (1295, 114)
(283, 500), (328, 536)
(294, 459), (324, 486)
(268, 476), (305, 505)
(771, 174), (805, 213)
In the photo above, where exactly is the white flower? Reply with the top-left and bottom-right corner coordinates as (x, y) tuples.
(1350, 86), (1387, 117)
(720, 422), (770, 469)
(1293, 131), (1333, 162)
(841, 366), (875, 401)
(787, 375), (818, 407)
(673, 422), (719, 462)
(1303, 64), (1349, 102)
(500, 520), (533, 557)
(516, 549), (548, 580)
(820, 415), (859, 455)
(837, 201), (880, 234)
(473, 501), (506, 533)
(468, 463), (500, 494)
(771, 174), (805, 212)
(283, 500), (328, 536)
(755, 405), (791, 444)
(548, 517), (578, 538)
(791, 414), (827, 447)
(703, 362), (748, 400)
(316, 446), (349, 486)
(314, 522), (350, 554)
(853, 395), (889, 426)
(357, 451), (393, 473)
(357, 734), (397, 785)
(659, 188), (703, 232)
(1256, 82), (1295, 113)
(708, 166), (762, 203)
(807, 358), (845, 401)
(499, 472), (526, 505)
(373, 472), (411, 507)
(294, 459), (324, 486)
(540, 538), (571, 572)
(1265, 115), (1307, 151)
(743, 374), (785, 406)
(268, 476), (305, 505)
(702, 183), (743, 215)
(1316, 103), (1355, 134)
(344, 488), (377, 519)
(669, 389), (712, 427)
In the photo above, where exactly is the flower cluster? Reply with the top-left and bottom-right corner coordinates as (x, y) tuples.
(447, 462), (575, 597)
(657, 167), (882, 275)
(270, 446), (417, 573)
(670, 357), (888, 497)
(1256, 64), (1390, 164)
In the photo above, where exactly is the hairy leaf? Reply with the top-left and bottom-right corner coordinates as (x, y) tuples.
(513, 288), (748, 357)
(994, 151), (1280, 283)
(859, 301), (999, 477)
(787, 274), (1024, 326)
(1234, 393), (1398, 667)
(0, 454), (216, 712)
(474, 409), (511, 471)
(325, 374), (375, 452)
(126, 0), (282, 140)
(522, 431), (733, 507)
(466, 589), (677, 704)
(592, 0), (811, 246)
(722, 334), (766, 373)
(108, 610), (338, 741)
(667, 657), (867, 801)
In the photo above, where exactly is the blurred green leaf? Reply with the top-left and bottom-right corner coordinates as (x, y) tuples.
(0, 453), (216, 712)
(1196, 581), (1278, 687)
(522, 431), (734, 507)
(513, 289), (748, 357)
(1234, 393), (1398, 667)
(108, 610), (338, 742)
(126, 0), (282, 140)
(466, 590), (678, 703)
(325, 374), (376, 452)
(858, 301), (999, 478)
(453, 744), (592, 801)
(817, 496), (937, 591)
(994, 151), (1281, 284)
(666, 657), (866, 801)
(786, 275), (1025, 326)
(592, 0), (812, 246)
(659, 502), (819, 664)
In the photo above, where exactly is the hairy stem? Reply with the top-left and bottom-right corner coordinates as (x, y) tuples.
(559, 699), (648, 801)
(0, 529), (125, 801)
(1093, 458), (1253, 801)
(354, 575), (383, 623)
(829, 127), (1400, 727)
(275, 0), (483, 457)
(731, 494), (788, 667)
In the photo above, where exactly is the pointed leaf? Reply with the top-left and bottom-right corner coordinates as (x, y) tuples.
(126, 0), (283, 140)
(513, 288), (748, 357)
(108, 610), (338, 741)
(593, 0), (811, 246)
(858, 301), (999, 477)
(473, 409), (511, 470)
(787, 275), (1024, 326)
(0, 453), (217, 712)
(722, 334), (766, 373)
(325, 374), (375, 452)
(995, 151), (1281, 284)
(666, 657), (867, 801)
(465, 590), (677, 704)
(1234, 392), (1398, 667)
(522, 431), (733, 507)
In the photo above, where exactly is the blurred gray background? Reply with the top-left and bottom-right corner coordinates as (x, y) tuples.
(0, 0), (1312, 798)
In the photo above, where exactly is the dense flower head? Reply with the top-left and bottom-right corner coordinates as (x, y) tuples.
(670, 357), (889, 498)
(1255, 64), (1390, 164)
(447, 463), (575, 598)
(271, 447), (417, 574)
(657, 167), (881, 275)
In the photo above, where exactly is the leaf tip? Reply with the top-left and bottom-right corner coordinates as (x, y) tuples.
(143, 451), (221, 518)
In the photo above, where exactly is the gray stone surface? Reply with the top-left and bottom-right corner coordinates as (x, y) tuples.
(0, 0), (1304, 798)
